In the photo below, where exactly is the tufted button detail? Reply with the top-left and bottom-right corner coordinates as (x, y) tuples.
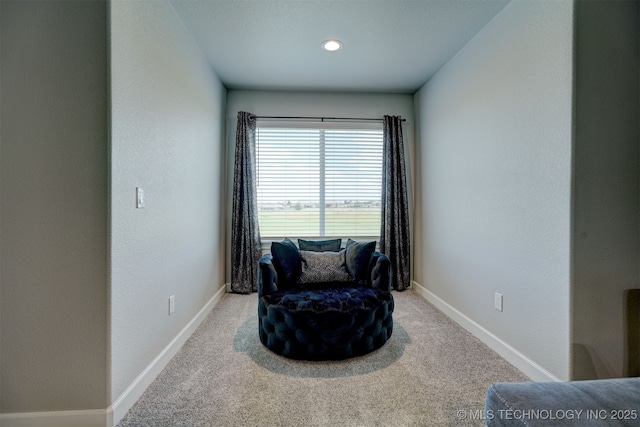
(258, 286), (393, 360)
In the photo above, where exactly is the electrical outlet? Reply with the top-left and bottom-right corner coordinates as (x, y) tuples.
(169, 295), (175, 315)
(494, 292), (503, 312)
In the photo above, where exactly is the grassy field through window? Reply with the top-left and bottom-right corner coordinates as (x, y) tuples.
(258, 207), (380, 238)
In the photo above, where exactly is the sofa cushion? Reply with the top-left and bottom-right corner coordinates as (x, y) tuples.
(485, 378), (640, 426)
(263, 286), (392, 314)
(297, 250), (351, 284)
(345, 239), (376, 282)
(298, 238), (342, 252)
(271, 238), (301, 285)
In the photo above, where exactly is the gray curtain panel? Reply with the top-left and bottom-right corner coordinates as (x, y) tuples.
(380, 115), (410, 291)
(231, 111), (262, 293)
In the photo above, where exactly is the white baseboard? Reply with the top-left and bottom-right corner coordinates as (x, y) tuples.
(0, 283), (227, 427)
(412, 281), (561, 383)
(110, 282), (226, 425)
(0, 409), (109, 427)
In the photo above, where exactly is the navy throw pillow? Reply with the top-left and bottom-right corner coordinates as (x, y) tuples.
(345, 238), (376, 282)
(298, 238), (342, 252)
(271, 238), (301, 285)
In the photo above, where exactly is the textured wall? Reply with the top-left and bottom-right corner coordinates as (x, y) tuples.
(110, 0), (226, 401)
(572, 0), (639, 380)
(413, 0), (574, 380)
(0, 0), (109, 411)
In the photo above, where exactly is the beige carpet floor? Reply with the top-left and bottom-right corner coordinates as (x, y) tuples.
(117, 289), (529, 426)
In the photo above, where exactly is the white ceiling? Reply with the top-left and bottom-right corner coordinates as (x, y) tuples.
(169, 0), (510, 94)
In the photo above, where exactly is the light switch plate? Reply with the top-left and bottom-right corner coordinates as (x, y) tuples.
(136, 187), (145, 208)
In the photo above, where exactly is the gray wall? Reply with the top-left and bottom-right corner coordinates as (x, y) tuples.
(224, 90), (414, 284)
(413, 0), (574, 380)
(1, 0), (109, 411)
(571, 0), (639, 380)
(0, 0), (227, 414)
(110, 0), (227, 401)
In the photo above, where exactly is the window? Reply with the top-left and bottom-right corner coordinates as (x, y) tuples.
(256, 121), (383, 239)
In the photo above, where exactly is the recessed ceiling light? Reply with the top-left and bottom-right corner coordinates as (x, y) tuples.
(322, 40), (342, 52)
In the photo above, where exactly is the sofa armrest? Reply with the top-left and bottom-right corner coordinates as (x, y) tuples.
(258, 254), (278, 297)
(370, 252), (391, 292)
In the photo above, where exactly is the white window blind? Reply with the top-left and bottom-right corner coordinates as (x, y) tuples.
(256, 123), (383, 239)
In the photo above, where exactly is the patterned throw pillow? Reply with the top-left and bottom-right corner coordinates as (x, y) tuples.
(297, 250), (351, 284)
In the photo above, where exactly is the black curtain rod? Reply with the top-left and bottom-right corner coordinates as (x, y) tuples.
(253, 115), (405, 122)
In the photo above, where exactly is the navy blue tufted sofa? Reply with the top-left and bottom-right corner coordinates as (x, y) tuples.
(258, 238), (394, 360)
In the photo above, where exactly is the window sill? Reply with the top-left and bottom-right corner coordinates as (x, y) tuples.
(260, 237), (381, 252)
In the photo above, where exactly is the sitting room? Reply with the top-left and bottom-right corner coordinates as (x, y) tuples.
(1, 1), (638, 426)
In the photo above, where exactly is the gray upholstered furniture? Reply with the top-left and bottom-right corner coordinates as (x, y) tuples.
(485, 377), (640, 426)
